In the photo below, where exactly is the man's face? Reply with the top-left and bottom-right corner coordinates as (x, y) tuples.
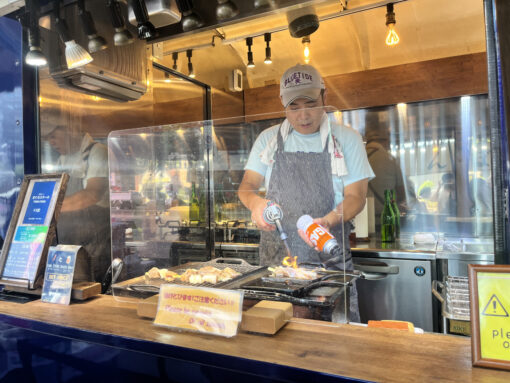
(45, 126), (69, 155)
(284, 94), (325, 135)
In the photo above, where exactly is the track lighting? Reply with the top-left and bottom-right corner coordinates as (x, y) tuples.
(164, 72), (171, 83)
(246, 37), (255, 68)
(264, 33), (272, 64)
(172, 52), (178, 70)
(78, 0), (107, 53)
(25, 0), (47, 67)
(176, 0), (204, 32)
(254, 0), (273, 8)
(385, 3), (400, 46)
(186, 49), (195, 78)
(302, 35), (310, 64)
(216, 0), (239, 21)
(54, 1), (92, 69)
(129, 0), (156, 39)
(107, 0), (134, 46)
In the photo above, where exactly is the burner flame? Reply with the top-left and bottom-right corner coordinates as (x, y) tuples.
(282, 256), (298, 268)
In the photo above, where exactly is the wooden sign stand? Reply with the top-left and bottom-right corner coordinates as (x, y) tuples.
(469, 264), (510, 371)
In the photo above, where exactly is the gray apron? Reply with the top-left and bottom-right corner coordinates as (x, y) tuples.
(259, 124), (359, 322)
(56, 142), (111, 283)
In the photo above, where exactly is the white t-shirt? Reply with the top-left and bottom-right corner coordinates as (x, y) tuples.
(245, 120), (375, 207)
(57, 133), (109, 207)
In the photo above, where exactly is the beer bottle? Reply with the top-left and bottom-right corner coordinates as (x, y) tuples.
(391, 189), (401, 238)
(189, 182), (200, 222)
(381, 189), (395, 242)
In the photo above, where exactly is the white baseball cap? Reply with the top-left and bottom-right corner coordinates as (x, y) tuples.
(280, 64), (325, 107)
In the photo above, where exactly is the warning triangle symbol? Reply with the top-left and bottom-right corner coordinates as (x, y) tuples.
(482, 294), (509, 317)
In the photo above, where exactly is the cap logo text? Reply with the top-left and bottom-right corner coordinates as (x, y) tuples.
(284, 72), (313, 88)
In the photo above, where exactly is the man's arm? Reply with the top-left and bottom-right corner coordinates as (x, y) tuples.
(321, 178), (369, 229)
(238, 170), (274, 231)
(61, 177), (108, 212)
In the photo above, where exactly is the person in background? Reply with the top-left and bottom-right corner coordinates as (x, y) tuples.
(238, 64), (374, 322)
(364, 113), (406, 218)
(43, 125), (110, 283)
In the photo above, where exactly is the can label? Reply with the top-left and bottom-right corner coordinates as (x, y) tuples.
(305, 223), (335, 252)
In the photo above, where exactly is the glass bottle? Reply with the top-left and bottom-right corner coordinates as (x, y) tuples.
(391, 189), (401, 238)
(381, 189), (395, 242)
(189, 182), (199, 222)
(214, 184), (225, 223)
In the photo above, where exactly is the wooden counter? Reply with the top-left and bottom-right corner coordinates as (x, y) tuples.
(0, 295), (508, 382)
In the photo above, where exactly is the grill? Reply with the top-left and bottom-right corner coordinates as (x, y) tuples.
(112, 258), (264, 298)
(229, 270), (362, 323)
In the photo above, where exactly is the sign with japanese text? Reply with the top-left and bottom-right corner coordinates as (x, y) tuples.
(154, 285), (244, 337)
(41, 245), (79, 305)
(469, 265), (510, 371)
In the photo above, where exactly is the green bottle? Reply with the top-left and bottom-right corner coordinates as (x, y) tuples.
(189, 182), (200, 222)
(214, 184), (225, 222)
(381, 189), (395, 242)
(391, 189), (401, 239)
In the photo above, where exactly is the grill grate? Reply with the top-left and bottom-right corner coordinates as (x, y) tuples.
(168, 258), (264, 288)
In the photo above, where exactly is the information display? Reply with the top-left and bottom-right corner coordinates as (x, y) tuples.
(41, 245), (79, 305)
(0, 175), (67, 290)
(469, 265), (510, 371)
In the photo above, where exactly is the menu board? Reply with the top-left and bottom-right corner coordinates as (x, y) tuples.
(1, 179), (60, 287)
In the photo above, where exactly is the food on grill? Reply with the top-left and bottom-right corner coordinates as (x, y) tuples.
(165, 270), (180, 281)
(144, 266), (241, 285)
(269, 266), (318, 280)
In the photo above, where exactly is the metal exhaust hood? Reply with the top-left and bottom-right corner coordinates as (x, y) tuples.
(45, 0), (147, 102)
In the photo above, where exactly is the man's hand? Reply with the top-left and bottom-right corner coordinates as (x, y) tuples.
(238, 170), (276, 232)
(251, 197), (276, 231)
(297, 216), (332, 251)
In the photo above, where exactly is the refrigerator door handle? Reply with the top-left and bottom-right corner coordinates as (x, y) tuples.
(354, 264), (400, 277)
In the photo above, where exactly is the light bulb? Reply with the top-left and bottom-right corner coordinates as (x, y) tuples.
(386, 23), (400, 46)
(302, 36), (310, 64)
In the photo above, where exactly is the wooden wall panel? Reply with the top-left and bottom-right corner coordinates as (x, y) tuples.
(244, 53), (488, 117)
(153, 89), (244, 125)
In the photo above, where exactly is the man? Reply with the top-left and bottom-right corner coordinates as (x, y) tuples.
(44, 125), (110, 283)
(238, 64), (374, 321)
(364, 113), (406, 218)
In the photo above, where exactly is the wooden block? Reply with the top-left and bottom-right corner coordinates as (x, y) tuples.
(137, 294), (159, 318)
(71, 282), (101, 300)
(254, 300), (293, 321)
(241, 306), (286, 335)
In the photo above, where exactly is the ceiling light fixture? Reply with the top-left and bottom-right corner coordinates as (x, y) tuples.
(216, 0), (239, 21)
(107, 0), (134, 46)
(129, 0), (156, 39)
(246, 37), (255, 68)
(164, 72), (171, 83)
(54, 0), (92, 69)
(302, 35), (310, 64)
(264, 33), (272, 64)
(254, 0), (274, 9)
(186, 49), (195, 78)
(176, 0), (204, 32)
(172, 52), (178, 70)
(78, 0), (107, 53)
(25, 0), (47, 67)
(385, 3), (399, 46)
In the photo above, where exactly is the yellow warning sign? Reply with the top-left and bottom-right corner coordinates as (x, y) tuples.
(477, 272), (510, 361)
(482, 294), (509, 317)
